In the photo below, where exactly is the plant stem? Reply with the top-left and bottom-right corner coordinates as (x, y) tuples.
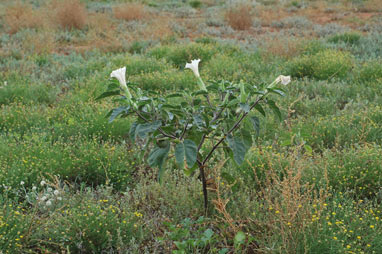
(198, 161), (208, 213)
(202, 96), (264, 166)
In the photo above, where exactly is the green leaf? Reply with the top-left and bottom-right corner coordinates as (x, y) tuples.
(129, 122), (139, 142)
(239, 103), (250, 113)
(166, 93), (183, 98)
(254, 103), (266, 117)
(203, 228), (214, 240)
(221, 172), (235, 184)
(227, 99), (239, 107)
(227, 134), (248, 165)
(249, 116), (260, 135)
(191, 90), (208, 97)
(147, 142), (170, 182)
(96, 90), (120, 100)
(267, 100), (282, 121)
(107, 82), (120, 90)
(234, 231), (246, 245)
(193, 114), (205, 129)
(268, 88), (286, 97)
(136, 120), (162, 139)
(108, 106), (129, 123)
(175, 139), (197, 168)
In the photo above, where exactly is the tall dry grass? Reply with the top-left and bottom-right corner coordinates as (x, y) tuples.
(4, 2), (44, 34)
(54, 0), (87, 30)
(225, 5), (253, 30)
(114, 3), (147, 22)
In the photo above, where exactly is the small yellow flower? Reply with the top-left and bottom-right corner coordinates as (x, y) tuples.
(333, 236), (337, 240)
(346, 245), (351, 249)
(357, 236), (361, 240)
(367, 244), (371, 247)
(275, 210), (280, 214)
(370, 225), (375, 229)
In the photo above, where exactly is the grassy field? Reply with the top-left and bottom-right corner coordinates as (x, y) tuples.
(1, 0), (382, 253)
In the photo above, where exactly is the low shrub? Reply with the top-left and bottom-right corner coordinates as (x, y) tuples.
(0, 134), (136, 191)
(148, 43), (218, 68)
(323, 145), (382, 198)
(328, 32), (362, 45)
(304, 194), (382, 254)
(130, 69), (196, 90)
(358, 60), (382, 83)
(288, 49), (353, 80)
(0, 83), (56, 106)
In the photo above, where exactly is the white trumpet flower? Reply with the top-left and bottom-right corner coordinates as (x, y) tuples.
(185, 59), (207, 91)
(275, 75), (291, 86)
(185, 59), (201, 78)
(110, 67), (132, 99)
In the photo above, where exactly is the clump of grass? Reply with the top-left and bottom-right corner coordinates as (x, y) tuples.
(4, 2), (44, 34)
(54, 0), (87, 30)
(148, 43), (218, 68)
(114, 3), (147, 21)
(287, 49), (353, 80)
(328, 32), (362, 45)
(189, 0), (202, 8)
(225, 5), (253, 30)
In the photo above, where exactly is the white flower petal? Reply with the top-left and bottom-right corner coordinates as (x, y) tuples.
(275, 75), (291, 86)
(110, 67), (127, 90)
(185, 59), (201, 77)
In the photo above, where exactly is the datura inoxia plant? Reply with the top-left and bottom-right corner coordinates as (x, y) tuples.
(99, 59), (291, 210)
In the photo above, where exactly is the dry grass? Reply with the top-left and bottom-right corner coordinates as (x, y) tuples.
(114, 3), (147, 22)
(247, 150), (329, 253)
(86, 12), (124, 52)
(225, 5), (253, 30)
(4, 2), (44, 34)
(254, 6), (289, 27)
(54, 0), (87, 30)
(263, 36), (306, 59)
(23, 29), (56, 55)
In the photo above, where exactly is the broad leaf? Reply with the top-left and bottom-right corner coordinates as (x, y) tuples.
(191, 90), (208, 96)
(254, 103), (266, 117)
(193, 114), (205, 129)
(267, 100), (282, 121)
(108, 106), (129, 123)
(166, 93), (183, 98)
(268, 88), (286, 97)
(175, 139), (198, 168)
(249, 116), (260, 135)
(147, 142), (170, 182)
(135, 120), (162, 139)
(129, 122), (139, 142)
(96, 90), (120, 100)
(227, 134), (248, 165)
(239, 103), (250, 113)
